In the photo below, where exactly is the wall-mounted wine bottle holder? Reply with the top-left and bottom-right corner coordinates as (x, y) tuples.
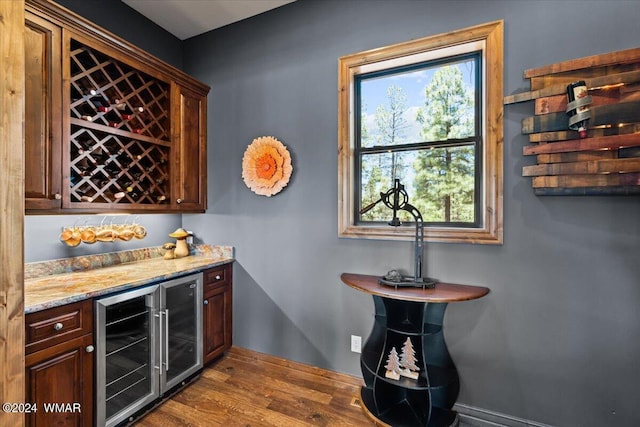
(504, 47), (640, 196)
(68, 38), (171, 206)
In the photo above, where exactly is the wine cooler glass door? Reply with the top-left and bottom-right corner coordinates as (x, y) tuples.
(161, 273), (203, 392)
(96, 285), (160, 427)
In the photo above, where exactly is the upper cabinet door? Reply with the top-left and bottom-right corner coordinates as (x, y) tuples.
(24, 12), (62, 210)
(172, 83), (207, 212)
(25, 0), (210, 214)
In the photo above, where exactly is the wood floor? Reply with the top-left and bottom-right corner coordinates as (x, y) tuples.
(134, 346), (377, 427)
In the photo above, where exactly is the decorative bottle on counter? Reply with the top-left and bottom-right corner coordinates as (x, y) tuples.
(566, 80), (591, 138)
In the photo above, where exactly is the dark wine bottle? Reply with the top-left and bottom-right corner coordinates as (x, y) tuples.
(78, 104), (95, 122)
(90, 97), (110, 112)
(566, 80), (591, 138)
(90, 147), (110, 164)
(116, 153), (132, 168)
(104, 110), (121, 128)
(78, 81), (97, 96)
(116, 104), (144, 120)
(75, 185), (94, 202)
(103, 163), (121, 177)
(75, 157), (94, 175)
(76, 139), (94, 153)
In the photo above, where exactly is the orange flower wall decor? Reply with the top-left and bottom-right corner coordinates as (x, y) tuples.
(242, 136), (293, 196)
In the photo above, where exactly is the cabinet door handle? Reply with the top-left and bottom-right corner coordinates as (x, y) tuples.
(54, 193), (62, 200)
(85, 345), (95, 353)
(53, 322), (63, 331)
(203, 300), (209, 305)
(215, 275), (221, 280)
(176, 198), (182, 204)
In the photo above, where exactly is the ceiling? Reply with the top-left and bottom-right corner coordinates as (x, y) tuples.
(122, 0), (296, 40)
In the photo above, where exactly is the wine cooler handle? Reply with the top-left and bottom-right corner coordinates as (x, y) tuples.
(156, 311), (163, 376)
(164, 309), (170, 372)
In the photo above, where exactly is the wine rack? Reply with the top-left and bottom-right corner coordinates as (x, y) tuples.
(68, 38), (171, 208)
(504, 47), (640, 196)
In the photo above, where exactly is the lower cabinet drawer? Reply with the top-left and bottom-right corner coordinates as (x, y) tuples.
(25, 300), (93, 355)
(203, 265), (228, 287)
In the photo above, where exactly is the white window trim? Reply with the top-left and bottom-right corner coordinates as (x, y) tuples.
(338, 20), (503, 244)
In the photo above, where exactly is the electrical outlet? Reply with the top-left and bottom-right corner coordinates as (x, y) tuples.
(351, 335), (362, 353)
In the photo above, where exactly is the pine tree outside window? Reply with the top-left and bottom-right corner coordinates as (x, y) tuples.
(338, 21), (503, 244)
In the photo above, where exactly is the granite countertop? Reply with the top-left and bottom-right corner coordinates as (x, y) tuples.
(24, 245), (234, 313)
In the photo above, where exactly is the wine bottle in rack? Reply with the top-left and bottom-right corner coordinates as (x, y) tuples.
(90, 97), (110, 112)
(78, 81), (97, 96)
(115, 153), (132, 168)
(76, 139), (95, 153)
(104, 163), (122, 177)
(91, 147), (110, 164)
(78, 104), (95, 121)
(75, 157), (94, 176)
(122, 181), (136, 194)
(75, 184), (94, 202)
(116, 104), (144, 120)
(111, 99), (126, 110)
(90, 177), (111, 191)
(106, 191), (126, 200)
(104, 110), (121, 128)
(566, 80), (591, 139)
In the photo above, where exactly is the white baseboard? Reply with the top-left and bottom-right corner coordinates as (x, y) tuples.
(454, 403), (555, 427)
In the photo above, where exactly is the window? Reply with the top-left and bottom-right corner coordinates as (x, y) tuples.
(338, 21), (503, 244)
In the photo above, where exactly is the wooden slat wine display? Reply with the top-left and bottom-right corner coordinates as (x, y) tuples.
(68, 38), (171, 206)
(504, 47), (640, 195)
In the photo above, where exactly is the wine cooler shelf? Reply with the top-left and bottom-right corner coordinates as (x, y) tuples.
(68, 38), (172, 207)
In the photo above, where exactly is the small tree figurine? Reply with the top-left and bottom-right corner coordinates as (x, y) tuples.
(399, 337), (420, 380)
(384, 347), (401, 380)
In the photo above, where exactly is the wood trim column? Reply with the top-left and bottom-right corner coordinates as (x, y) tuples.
(0, 1), (25, 426)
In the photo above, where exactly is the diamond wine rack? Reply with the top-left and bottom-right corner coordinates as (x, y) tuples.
(68, 38), (171, 206)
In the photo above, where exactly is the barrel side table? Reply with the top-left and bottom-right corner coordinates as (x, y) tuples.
(341, 273), (489, 427)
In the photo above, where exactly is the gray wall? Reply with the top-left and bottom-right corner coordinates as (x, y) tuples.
(182, 1), (640, 426)
(24, 214), (182, 263)
(55, 0), (182, 68)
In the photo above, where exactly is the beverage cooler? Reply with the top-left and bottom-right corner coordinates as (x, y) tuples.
(95, 273), (203, 427)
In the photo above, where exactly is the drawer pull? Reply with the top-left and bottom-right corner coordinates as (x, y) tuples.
(215, 275), (221, 280)
(85, 345), (95, 353)
(53, 322), (63, 331)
